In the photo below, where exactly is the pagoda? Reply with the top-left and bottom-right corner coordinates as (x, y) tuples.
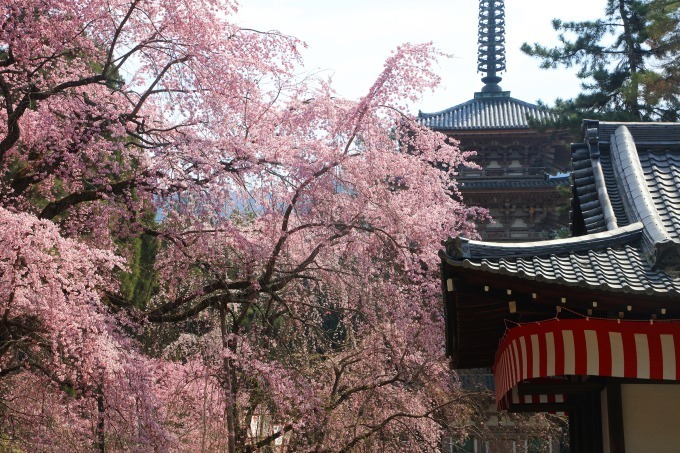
(419, 0), (571, 241)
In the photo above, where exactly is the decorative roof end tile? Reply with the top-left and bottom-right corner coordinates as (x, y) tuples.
(445, 236), (471, 259)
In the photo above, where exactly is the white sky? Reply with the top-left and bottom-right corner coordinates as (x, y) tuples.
(235, 0), (601, 114)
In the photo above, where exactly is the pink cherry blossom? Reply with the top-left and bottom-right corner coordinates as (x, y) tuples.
(0, 1), (490, 451)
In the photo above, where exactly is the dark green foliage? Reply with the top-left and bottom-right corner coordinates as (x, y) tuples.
(522, 0), (680, 123)
(119, 231), (158, 310)
(644, 0), (680, 120)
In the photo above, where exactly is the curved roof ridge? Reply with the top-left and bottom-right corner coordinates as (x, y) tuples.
(610, 126), (680, 268)
(571, 144), (607, 233)
(503, 96), (549, 110)
(586, 120), (678, 129)
(589, 142), (619, 230)
(419, 96), (544, 118)
(590, 120), (680, 145)
(441, 222), (643, 262)
(418, 99), (477, 118)
(599, 120), (680, 128)
(418, 96), (557, 131)
(418, 98), (478, 118)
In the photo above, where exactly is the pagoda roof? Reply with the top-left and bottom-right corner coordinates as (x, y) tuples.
(460, 175), (569, 191)
(441, 121), (680, 297)
(418, 93), (558, 131)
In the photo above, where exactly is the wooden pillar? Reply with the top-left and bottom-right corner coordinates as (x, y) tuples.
(569, 388), (604, 453)
(606, 382), (625, 453)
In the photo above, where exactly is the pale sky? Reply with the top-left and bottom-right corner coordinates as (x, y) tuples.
(235, 0), (601, 114)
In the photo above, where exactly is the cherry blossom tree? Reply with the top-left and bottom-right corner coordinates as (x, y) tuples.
(0, 0), (486, 451)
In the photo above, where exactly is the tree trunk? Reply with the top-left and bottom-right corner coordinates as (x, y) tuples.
(219, 301), (237, 453)
(97, 393), (106, 453)
(618, 0), (642, 118)
(201, 367), (209, 453)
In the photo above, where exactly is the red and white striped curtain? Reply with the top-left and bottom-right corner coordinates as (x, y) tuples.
(494, 318), (680, 410)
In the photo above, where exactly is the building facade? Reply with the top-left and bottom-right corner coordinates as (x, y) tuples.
(441, 121), (680, 452)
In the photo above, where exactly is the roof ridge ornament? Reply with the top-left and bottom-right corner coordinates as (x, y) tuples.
(444, 236), (471, 259)
(477, 0), (507, 94)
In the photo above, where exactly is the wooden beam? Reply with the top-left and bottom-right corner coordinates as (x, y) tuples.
(508, 402), (575, 413)
(453, 268), (677, 309)
(518, 381), (605, 396)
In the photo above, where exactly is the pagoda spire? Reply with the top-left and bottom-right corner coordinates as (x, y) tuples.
(477, 0), (507, 93)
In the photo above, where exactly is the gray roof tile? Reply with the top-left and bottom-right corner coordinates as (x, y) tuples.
(418, 95), (557, 130)
(441, 121), (680, 297)
(443, 223), (643, 260)
(571, 144), (608, 234)
(459, 178), (567, 190)
(447, 242), (680, 295)
(640, 151), (680, 240)
(590, 121), (680, 144)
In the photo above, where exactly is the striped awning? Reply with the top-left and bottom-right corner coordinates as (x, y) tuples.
(494, 319), (680, 411)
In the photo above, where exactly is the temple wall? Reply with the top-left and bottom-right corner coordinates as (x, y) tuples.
(620, 384), (680, 452)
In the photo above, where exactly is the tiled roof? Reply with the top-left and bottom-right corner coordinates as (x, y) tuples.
(445, 245), (680, 295)
(418, 93), (558, 130)
(640, 151), (680, 239)
(441, 223), (680, 295)
(441, 121), (680, 296)
(442, 224), (680, 295)
(460, 177), (568, 190)
(446, 223), (643, 260)
(573, 122), (680, 237)
(592, 121), (680, 144)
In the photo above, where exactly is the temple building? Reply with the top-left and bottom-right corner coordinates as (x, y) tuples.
(441, 120), (680, 452)
(419, 0), (571, 241)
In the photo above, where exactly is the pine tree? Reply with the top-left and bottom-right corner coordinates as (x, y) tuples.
(522, 0), (680, 123)
(644, 0), (680, 119)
